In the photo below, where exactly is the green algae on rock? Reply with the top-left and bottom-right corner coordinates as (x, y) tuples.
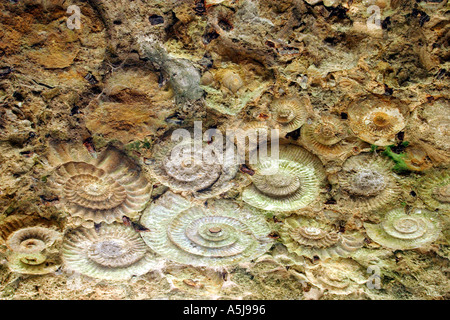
(364, 208), (442, 250)
(139, 192), (273, 267)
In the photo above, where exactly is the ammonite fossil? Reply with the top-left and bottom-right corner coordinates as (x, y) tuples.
(364, 208), (442, 250)
(300, 114), (364, 161)
(337, 154), (401, 213)
(62, 223), (157, 280)
(139, 192), (273, 267)
(47, 142), (151, 224)
(242, 144), (326, 212)
(270, 96), (311, 134)
(150, 134), (239, 199)
(280, 216), (363, 260)
(348, 96), (408, 146)
(416, 169), (449, 212)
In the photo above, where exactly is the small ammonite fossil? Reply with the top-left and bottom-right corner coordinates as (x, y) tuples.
(364, 208), (442, 250)
(139, 192), (273, 267)
(270, 96), (311, 134)
(416, 169), (449, 211)
(280, 216), (364, 260)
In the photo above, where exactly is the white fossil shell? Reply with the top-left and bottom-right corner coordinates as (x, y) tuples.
(280, 216), (364, 260)
(364, 208), (442, 250)
(150, 135), (239, 199)
(47, 142), (151, 224)
(338, 154), (401, 213)
(348, 96), (408, 146)
(139, 192), (273, 266)
(62, 223), (157, 280)
(242, 144), (326, 212)
(270, 96), (310, 134)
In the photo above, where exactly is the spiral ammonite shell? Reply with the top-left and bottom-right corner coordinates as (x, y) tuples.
(300, 115), (364, 161)
(242, 144), (326, 212)
(280, 216), (363, 260)
(62, 223), (157, 280)
(47, 143), (151, 224)
(270, 96), (310, 134)
(337, 154), (401, 213)
(348, 96), (408, 146)
(139, 192), (273, 266)
(416, 169), (450, 212)
(150, 136), (239, 199)
(364, 208), (442, 250)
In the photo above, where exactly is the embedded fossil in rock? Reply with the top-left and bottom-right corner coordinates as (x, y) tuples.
(242, 144), (326, 212)
(337, 154), (401, 213)
(46, 142), (151, 224)
(364, 208), (442, 250)
(270, 96), (311, 135)
(150, 134), (239, 199)
(62, 223), (157, 281)
(280, 216), (363, 260)
(139, 192), (273, 267)
(0, 215), (62, 275)
(348, 96), (408, 146)
(300, 114), (365, 162)
(416, 169), (449, 212)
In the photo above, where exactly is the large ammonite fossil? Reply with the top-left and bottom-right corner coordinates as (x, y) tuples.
(149, 133), (239, 199)
(0, 215), (62, 275)
(242, 144), (326, 212)
(364, 208), (442, 250)
(337, 154), (401, 213)
(139, 192), (273, 266)
(347, 96), (408, 146)
(62, 223), (157, 280)
(416, 169), (450, 212)
(47, 142), (151, 224)
(280, 216), (364, 260)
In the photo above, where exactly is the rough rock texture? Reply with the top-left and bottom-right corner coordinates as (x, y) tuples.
(0, 0), (448, 300)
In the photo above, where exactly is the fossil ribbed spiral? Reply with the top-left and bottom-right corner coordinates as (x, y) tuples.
(242, 144), (326, 212)
(300, 115), (363, 160)
(47, 142), (151, 224)
(364, 208), (442, 250)
(416, 169), (450, 211)
(338, 154), (401, 213)
(280, 216), (363, 260)
(0, 215), (62, 274)
(62, 223), (157, 280)
(348, 96), (407, 146)
(139, 192), (273, 266)
(270, 96), (310, 134)
(150, 135), (238, 198)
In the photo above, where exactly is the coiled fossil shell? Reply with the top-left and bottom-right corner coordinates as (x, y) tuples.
(416, 169), (449, 212)
(337, 154), (401, 213)
(139, 192), (273, 266)
(150, 135), (239, 199)
(364, 208), (442, 250)
(47, 142), (151, 224)
(300, 115), (364, 161)
(0, 215), (62, 274)
(242, 144), (326, 212)
(348, 96), (407, 146)
(270, 96), (310, 134)
(62, 223), (157, 280)
(221, 70), (244, 94)
(280, 216), (364, 260)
